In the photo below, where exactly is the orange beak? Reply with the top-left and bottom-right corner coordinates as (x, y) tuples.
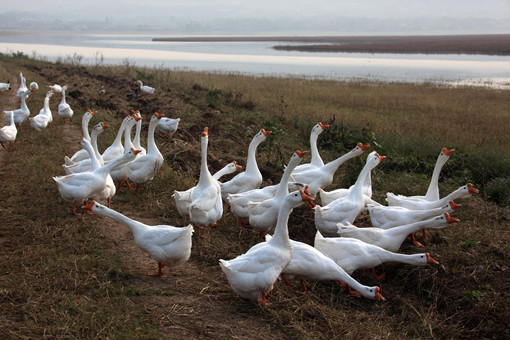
(357, 142), (370, 151)
(442, 148), (455, 157)
(318, 122), (329, 129)
(233, 161), (242, 170)
(296, 150), (307, 158)
(375, 153), (386, 161)
(467, 183), (479, 195)
(426, 253), (439, 265)
(101, 122), (109, 129)
(300, 188), (315, 209)
(202, 127), (208, 137)
(88, 110), (97, 115)
(133, 115), (142, 122)
(81, 200), (96, 212)
(131, 148), (142, 155)
(444, 212), (460, 224)
(375, 287), (385, 301)
(154, 112), (163, 120)
(448, 200), (461, 210)
(261, 128), (272, 136)
(131, 110), (140, 114)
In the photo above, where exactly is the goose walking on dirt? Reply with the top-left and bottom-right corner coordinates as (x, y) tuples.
(4, 87), (34, 130)
(58, 85), (74, 123)
(157, 116), (180, 137)
(82, 200), (193, 277)
(136, 80), (155, 95)
(0, 111), (17, 148)
(0, 81), (11, 93)
(219, 189), (314, 305)
(29, 91), (54, 131)
(16, 72), (27, 100)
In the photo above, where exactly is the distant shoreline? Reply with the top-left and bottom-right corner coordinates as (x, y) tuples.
(153, 34), (510, 55)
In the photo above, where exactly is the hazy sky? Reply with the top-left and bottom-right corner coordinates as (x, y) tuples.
(2, 0), (509, 34)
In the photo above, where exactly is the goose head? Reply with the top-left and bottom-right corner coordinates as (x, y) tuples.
(312, 121), (329, 134)
(466, 183), (479, 195)
(29, 82), (39, 91)
(81, 200), (104, 214)
(441, 147), (455, 157)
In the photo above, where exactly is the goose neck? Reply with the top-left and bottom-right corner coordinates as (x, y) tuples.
(146, 118), (159, 154)
(322, 150), (357, 174)
(123, 122), (135, 150)
(270, 199), (294, 247)
(100, 207), (144, 235)
(198, 136), (212, 184)
(309, 132), (323, 166)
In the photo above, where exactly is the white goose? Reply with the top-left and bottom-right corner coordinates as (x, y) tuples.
(337, 212), (459, 252)
(54, 139), (141, 215)
(247, 150), (307, 238)
(131, 110), (146, 156)
(4, 87), (33, 130)
(63, 122), (109, 175)
(64, 110), (97, 165)
(109, 115), (139, 191)
(386, 148), (455, 204)
(0, 81), (11, 92)
(157, 116), (180, 137)
(219, 189), (314, 304)
(386, 183), (478, 210)
(0, 111), (17, 149)
(226, 182), (306, 224)
(174, 161), (242, 220)
(265, 234), (385, 300)
(290, 142), (369, 198)
(47, 84), (62, 93)
(314, 231), (439, 276)
(101, 115), (129, 164)
(368, 200), (460, 230)
(136, 80), (155, 95)
(16, 72), (27, 100)
(188, 127), (223, 235)
(314, 152), (385, 236)
(291, 121), (329, 174)
(220, 128), (272, 199)
(82, 200), (193, 277)
(58, 85), (74, 123)
(128, 112), (164, 194)
(29, 91), (53, 131)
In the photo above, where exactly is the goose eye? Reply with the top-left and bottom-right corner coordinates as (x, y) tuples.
(421, 255), (424, 258)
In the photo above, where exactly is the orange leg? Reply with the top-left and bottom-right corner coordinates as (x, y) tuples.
(300, 279), (307, 293)
(148, 262), (165, 276)
(135, 183), (141, 195)
(407, 233), (423, 247)
(371, 267), (386, 280)
(422, 229), (428, 239)
(256, 292), (270, 306)
(72, 201), (81, 216)
(280, 274), (293, 288)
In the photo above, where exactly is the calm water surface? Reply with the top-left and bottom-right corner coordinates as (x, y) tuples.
(1, 32), (510, 88)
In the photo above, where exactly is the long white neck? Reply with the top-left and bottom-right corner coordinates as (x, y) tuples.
(309, 131), (323, 167)
(20, 93), (29, 111)
(269, 198), (295, 248)
(424, 154), (449, 200)
(123, 122), (135, 151)
(386, 219), (437, 238)
(96, 152), (132, 175)
(322, 149), (359, 175)
(82, 141), (100, 170)
(82, 115), (91, 141)
(90, 130), (104, 166)
(99, 207), (145, 236)
(213, 164), (233, 181)
(60, 88), (67, 105)
(274, 157), (301, 199)
(43, 96), (51, 113)
(245, 137), (262, 174)
(8, 111), (15, 127)
(348, 159), (375, 199)
(198, 135), (213, 186)
(146, 117), (160, 155)
(112, 119), (127, 146)
(134, 118), (143, 149)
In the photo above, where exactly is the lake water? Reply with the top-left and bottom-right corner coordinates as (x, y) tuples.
(1, 32), (510, 88)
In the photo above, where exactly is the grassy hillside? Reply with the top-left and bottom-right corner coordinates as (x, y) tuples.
(0, 52), (509, 339)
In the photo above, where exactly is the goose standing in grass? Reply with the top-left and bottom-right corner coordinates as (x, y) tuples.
(0, 81), (10, 93)
(58, 85), (74, 123)
(82, 200), (193, 277)
(16, 72), (27, 100)
(314, 152), (385, 236)
(0, 111), (17, 149)
(314, 231), (439, 277)
(291, 122), (329, 174)
(110, 115), (139, 191)
(157, 116), (180, 137)
(174, 161), (242, 220)
(219, 189), (314, 305)
(337, 212), (459, 252)
(136, 80), (155, 95)
(188, 127), (223, 236)
(386, 148), (455, 204)
(220, 128), (272, 199)
(128, 113), (164, 194)
(386, 183), (478, 210)
(265, 234), (385, 300)
(101, 115), (129, 164)
(290, 142), (370, 198)
(131, 110), (146, 156)
(63, 122), (109, 175)
(4, 87), (34, 130)
(29, 91), (54, 131)
(54, 138), (141, 215)
(247, 150), (307, 239)
(65, 110), (97, 165)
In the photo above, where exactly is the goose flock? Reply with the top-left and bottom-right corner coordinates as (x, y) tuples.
(0, 75), (479, 306)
